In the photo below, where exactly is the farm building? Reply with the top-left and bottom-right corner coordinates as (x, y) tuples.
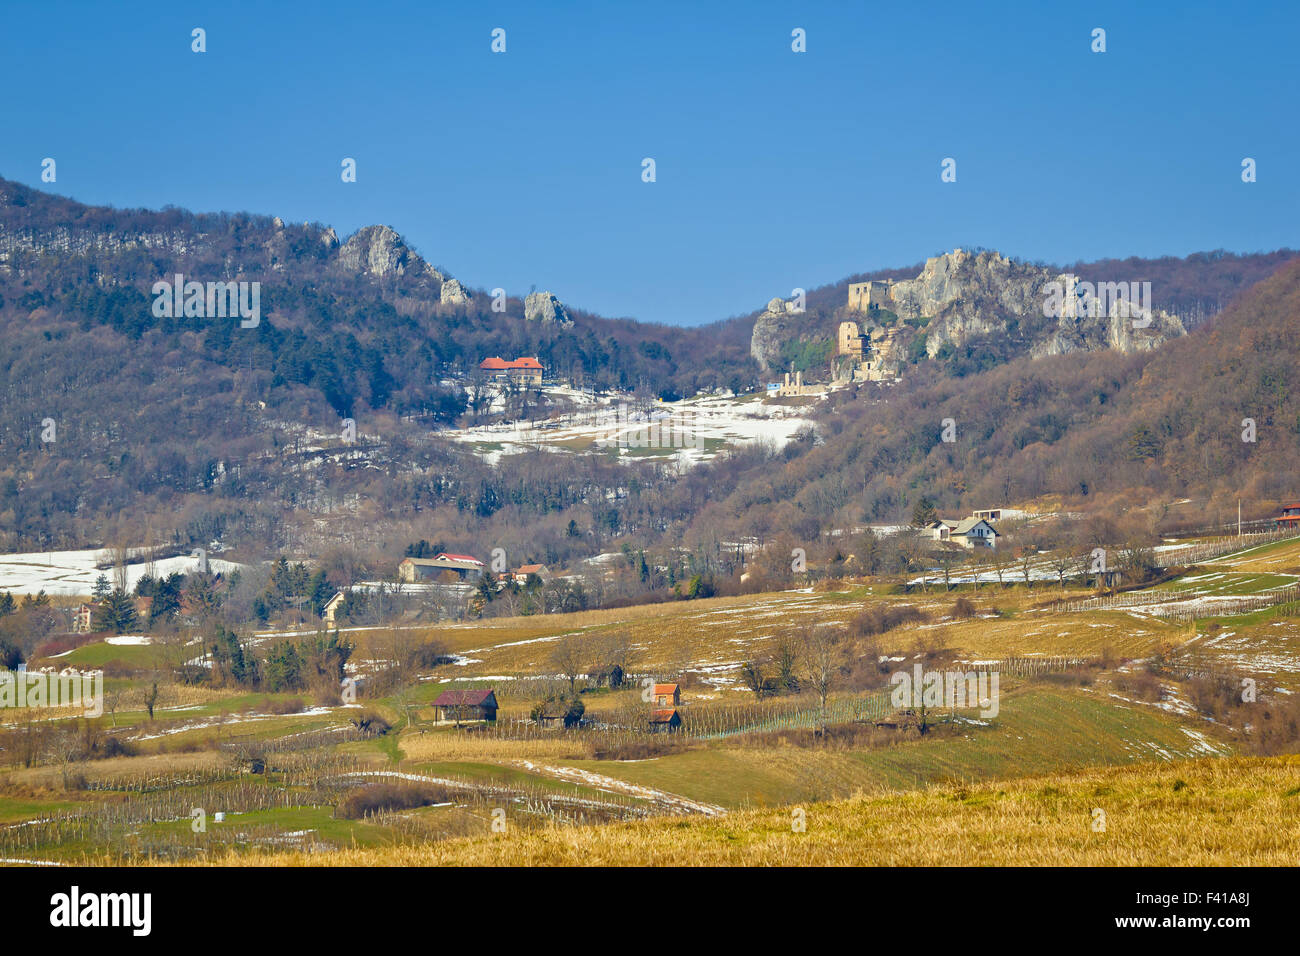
(1276, 503), (1300, 529)
(652, 683), (681, 707)
(648, 708), (682, 733)
(399, 553), (485, 583)
(432, 688), (499, 723)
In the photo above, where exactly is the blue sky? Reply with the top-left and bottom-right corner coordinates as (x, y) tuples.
(2, 0), (1295, 325)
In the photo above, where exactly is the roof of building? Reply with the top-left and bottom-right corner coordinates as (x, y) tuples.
(401, 554), (484, 567)
(433, 688), (497, 707)
(653, 683), (680, 696)
(515, 564), (547, 575)
(649, 708), (680, 723)
(953, 517), (998, 536)
(479, 356), (543, 370)
(324, 591), (347, 610)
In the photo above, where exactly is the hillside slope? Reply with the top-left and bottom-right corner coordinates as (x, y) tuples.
(1, 177), (1295, 557)
(193, 755), (1300, 866)
(702, 256), (1300, 543)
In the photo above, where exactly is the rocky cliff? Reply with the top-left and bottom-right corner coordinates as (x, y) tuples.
(524, 290), (574, 327)
(750, 249), (1186, 377)
(337, 224), (445, 284)
(749, 296), (805, 372)
(886, 249), (1184, 358)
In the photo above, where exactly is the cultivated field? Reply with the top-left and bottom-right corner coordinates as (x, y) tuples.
(2, 537), (1298, 865)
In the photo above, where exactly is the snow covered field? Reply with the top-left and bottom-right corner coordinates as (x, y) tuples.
(446, 390), (816, 467)
(0, 549), (244, 597)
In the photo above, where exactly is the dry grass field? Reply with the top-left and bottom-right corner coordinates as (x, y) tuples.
(184, 755), (1300, 867)
(5, 542), (1299, 866)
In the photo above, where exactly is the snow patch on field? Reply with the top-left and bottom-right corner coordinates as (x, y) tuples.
(446, 390), (814, 469)
(0, 549), (243, 596)
(516, 761), (725, 816)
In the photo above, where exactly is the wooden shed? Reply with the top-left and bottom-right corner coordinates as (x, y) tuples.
(649, 708), (682, 733)
(432, 688), (499, 723)
(653, 683), (681, 707)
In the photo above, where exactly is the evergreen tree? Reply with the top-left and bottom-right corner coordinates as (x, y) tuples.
(91, 574), (112, 602)
(149, 573), (185, 626)
(911, 496), (939, 528)
(92, 588), (138, 634)
(184, 571), (223, 620)
(263, 641), (305, 692)
(307, 569), (333, 617)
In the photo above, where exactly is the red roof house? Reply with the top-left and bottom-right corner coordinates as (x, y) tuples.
(479, 356), (544, 385)
(1277, 503), (1300, 528)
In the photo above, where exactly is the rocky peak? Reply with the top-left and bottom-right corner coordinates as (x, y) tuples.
(879, 249), (1184, 357)
(524, 290), (573, 326)
(440, 278), (472, 305)
(750, 295), (805, 372)
(338, 225), (414, 278)
(336, 224), (444, 284)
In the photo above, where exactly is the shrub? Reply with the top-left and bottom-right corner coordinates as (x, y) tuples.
(852, 603), (928, 637)
(262, 697), (305, 715)
(951, 596), (977, 619)
(1113, 670), (1164, 702)
(350, 710), (391, 737)
(408, 640), (452, 670)
(334, 782), (451, 819)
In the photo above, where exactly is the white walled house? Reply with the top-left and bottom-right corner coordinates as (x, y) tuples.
(928, 516), (1000, 549)
(951, 517), (999, 549)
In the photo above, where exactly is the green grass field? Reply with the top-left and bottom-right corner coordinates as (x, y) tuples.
(559, 684), (1228, 808)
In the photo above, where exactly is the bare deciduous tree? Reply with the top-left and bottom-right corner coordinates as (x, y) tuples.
(550, 634), (587, 694)
(803, 625), (844, 733)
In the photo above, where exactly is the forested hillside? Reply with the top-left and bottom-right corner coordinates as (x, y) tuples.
(700, 257), (1300, 548)
(1, 176), (1296, 568)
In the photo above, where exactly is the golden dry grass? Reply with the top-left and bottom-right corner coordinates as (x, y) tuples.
(935, 607), (1184, 659)
(357, 584), (1183, 684)
(182, 754), (1300, 866)
(5, 749), (224, 788)
(398, 729), (590, 762)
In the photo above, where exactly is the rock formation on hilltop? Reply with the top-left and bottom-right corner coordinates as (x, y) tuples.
(337, 224), (444, 283)
(524, 290), (573, 326)
(751, 248), (1186, 377)
(439, 278), (472, 305)
(749, 296), (804, 372)
(882, 249), (1184, 359)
